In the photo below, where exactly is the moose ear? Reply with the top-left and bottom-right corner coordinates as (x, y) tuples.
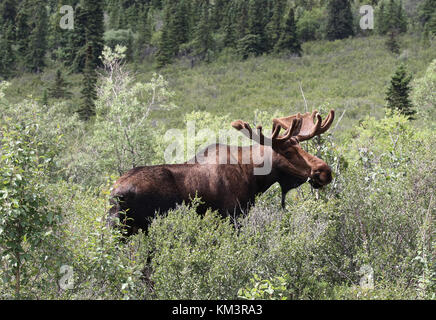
(231, 120), (246, 131)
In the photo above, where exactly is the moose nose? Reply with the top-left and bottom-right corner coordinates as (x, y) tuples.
(311, 165), (332, 187)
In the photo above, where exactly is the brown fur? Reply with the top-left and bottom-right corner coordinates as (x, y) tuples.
(108, 111), (334, 235)
(108, 142), (331, 235)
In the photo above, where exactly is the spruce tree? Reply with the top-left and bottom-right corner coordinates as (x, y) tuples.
(156, 2), (177, 67)
(69, 0), (104, 73)
(172, 0), (190, 47)
(223, 1), (237, 47)
(108, 1), (120, 29)
(246, 0), (267, 54)
(192, 2), (214, 61)
(419, 0), (436, 35)
(235, 0), (249, 41)
(376, 1), (388, 34)
(48, 0), (72, 62)
(266, 0), (285, 51)
(25, 1), (48, 73)
(0, 0), (17, 31)
(275, 7), (302, 56)
(212, 0), (227, 30)
(48, 69), (72, 99)
(377, 0), (407, 35)
(326, 0), (354, 41)
(135, 5), (152, 62)
(69, 4), (87, 73)
(82, 0), (104, 68)
(15, 1), (31, 60)
(394, 0), (407, 33)
(78, 45), (97, 120)
(236, 0), (268, 59)
(47, 2), (62, 61)
(385, 30), (400, 54)
(385, 64), (416, 120)
(157, 26), (174, 67)
(0, 24), (15, 79)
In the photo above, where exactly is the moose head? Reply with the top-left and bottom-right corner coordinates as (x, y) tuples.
(231, 109), (335, 206)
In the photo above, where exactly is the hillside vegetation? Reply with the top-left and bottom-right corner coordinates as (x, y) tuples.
(1, 33), (435, 299)
(0, 0), (435, 300)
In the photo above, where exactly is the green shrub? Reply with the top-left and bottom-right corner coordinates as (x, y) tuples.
(412, 59), (436, 121)
(0, 121), (61, 299)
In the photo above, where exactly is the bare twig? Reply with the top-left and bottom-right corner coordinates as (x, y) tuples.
(299, 82), (308, 112)
(333, 109), (346, 132)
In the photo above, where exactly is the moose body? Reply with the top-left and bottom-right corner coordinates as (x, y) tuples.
(108, 110), (335, 235)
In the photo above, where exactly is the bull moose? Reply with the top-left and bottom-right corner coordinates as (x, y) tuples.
(108, 110), (335, 235)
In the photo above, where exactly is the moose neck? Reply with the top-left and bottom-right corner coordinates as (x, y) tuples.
(250, 144), (314, 196)
(248, 144), (295, 195)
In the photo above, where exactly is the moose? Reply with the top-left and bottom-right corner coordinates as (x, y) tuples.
(108, 110), (335, 235)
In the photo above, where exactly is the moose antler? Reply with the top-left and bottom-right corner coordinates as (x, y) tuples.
(231, 118), (300, 145)
(272, 109), (335, 142)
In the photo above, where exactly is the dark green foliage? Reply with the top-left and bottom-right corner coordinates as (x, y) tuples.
(0, 0), (431, 69)
(156, 22), (175, 68)
(376, 0), (407, 35)
(234, 0), (269, 59)
(47, 0), (73, 62)
(385, 30), (400, 54)
(172, 0), (190, 47)
(42, 89), (48, 106)
(0, 0), (17, 30)
(48, 69), (72, 99)
(222, 2), (237, 47)
(275, 8), (302, 56)
(14, 1), (30, 63)
(155, 1), (183, 67)
(265, 0), (285, 50)
(82, 0), (104, 68)
(78, 46), (97, 120)
(68, 0), (104, 73)
(419, 0), (436, 35)
(67, 4), (87, 73)
(0, 25), (15, 79)
(235, 0), (249, 41)
(385, 64), (415, 119)
(212, 0), (227, 30)
(135, 5), (152, 61)
(326, 0), (354, 41)
(11, 0), (49, 73)
(236, 34), (262, 60)
(25, 1), (48, 73)
(156, 0), (191, 65)
(245, 0), (268, 55)
(192, 2), (214, 61)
